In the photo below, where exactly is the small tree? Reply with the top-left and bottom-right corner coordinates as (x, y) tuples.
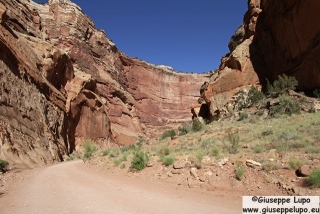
(267, 74), (298, 97)
(131, 150), (149, 171)
(0, 159), (9, 173)
(247, 86), (265, 106)
(313, 88), (320, 99)
(269, 95), (301, 116)
(160, 129), (176, 140)
(192, 119), (202, 132)
(178, 122), (192, 136)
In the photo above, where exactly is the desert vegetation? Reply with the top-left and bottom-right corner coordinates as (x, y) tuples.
(0, 159), (9, 173)
(61, 75), (320, 195)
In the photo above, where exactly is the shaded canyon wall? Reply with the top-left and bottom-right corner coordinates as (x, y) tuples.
(201, 0), (320, 118)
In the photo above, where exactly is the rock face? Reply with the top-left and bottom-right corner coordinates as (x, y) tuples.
(201, 0), (261, 118)
(201, 0), (320, 118)
(252, 0), (320, 90)
(0, 0), (207, 167)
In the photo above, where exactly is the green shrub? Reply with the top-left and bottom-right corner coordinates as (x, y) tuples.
(288, 157), (305, 170)
(253, 145), (263, 153)
(120, 163), (126, 169)
(312, 88), (320, 99)
(109, 148), (120, 158)
(226, 106), (235, 118)
(121, 154), (128, 162)
(267, 74), (298, 97)
(102, 149), (111, 156)
(178, 122), (192, 135)
(211, 148), (220, 157)
(256, 110), (265, 116)
(170, 129), (176, 138)
(225, 130), (240, 154)
(66, 152), (81, 161)
(305, 145), (320, 154)
(121, 145), (136, 153)
(0, 159), (9, 173)
(306, 168), (320, 188)
(161, 129), (176, 140)
(160, 147), (170, 156)
(136, 136), (144, 147)
(269, 105), (283, 117)
(113, 158), (121, 166)
(130, 150), (148, 171)
(247, 86), (265, 106)
(236, 90), (249, 110)
(178, 126), (188, 136)
(290, 141), (307, 149)
(188, 156), (202, 169)
(162, 156), (175, 166)
(269, 95), (301, 116)
(82, 139), (98, 159)
(276, 142), (290, 154)
(262, 162), (280, 172)
(239, 113), (248, 121)
(235, 164), (245, 180)
(196, 150), (204, 162)
(278, 129), (297, 141)
(279, 95), (301, 115)
(192, 119), (202, 132)
(261, 128), (273, 136)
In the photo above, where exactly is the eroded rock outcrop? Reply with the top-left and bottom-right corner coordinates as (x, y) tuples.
(202, 0), (261, 118)
(201, 0), (320, 119)
(0, 0), (207, 167)
(35, 0), (207, 144)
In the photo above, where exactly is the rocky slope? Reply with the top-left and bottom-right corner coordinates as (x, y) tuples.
(201, 0), (320, 119)
(0, 0), (207, 168)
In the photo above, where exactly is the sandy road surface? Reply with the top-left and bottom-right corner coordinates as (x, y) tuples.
(0, 160), (241, 214)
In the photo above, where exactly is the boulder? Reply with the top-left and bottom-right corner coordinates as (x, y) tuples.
(296, 165), (312, 177)
(173, 161), (186, 169)
(246, 159), (262, 168)
(190, 167), (199, 179)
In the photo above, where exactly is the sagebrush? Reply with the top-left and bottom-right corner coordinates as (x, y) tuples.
(82, 139), (98, 159)
(306, 168), (320, 188)
(0, 159), (9, 173)
(131, 150), (149, 171)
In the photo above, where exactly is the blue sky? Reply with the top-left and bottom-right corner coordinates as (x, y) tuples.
(36, 0), (247, 73)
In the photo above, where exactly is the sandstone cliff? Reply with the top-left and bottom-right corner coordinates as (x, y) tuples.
(0, 0), (207, 167)
(201, 0), (320, 119)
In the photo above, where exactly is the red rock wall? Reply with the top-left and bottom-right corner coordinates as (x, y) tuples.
(0, 0), (207, 167)
(202, 0), (320, 118)
(35, 0), (208, 145)
(124, 59), (208, 136)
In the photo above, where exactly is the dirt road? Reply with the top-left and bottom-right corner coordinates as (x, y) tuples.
(0, 160), (241, 214)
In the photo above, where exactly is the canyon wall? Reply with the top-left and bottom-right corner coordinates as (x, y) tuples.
(201, 0), (320, 118)
(0, 0), (207, 167)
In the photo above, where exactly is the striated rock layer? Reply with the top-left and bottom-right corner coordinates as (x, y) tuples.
(201, 0), (320, 118)
(0, 0), (207, 167)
